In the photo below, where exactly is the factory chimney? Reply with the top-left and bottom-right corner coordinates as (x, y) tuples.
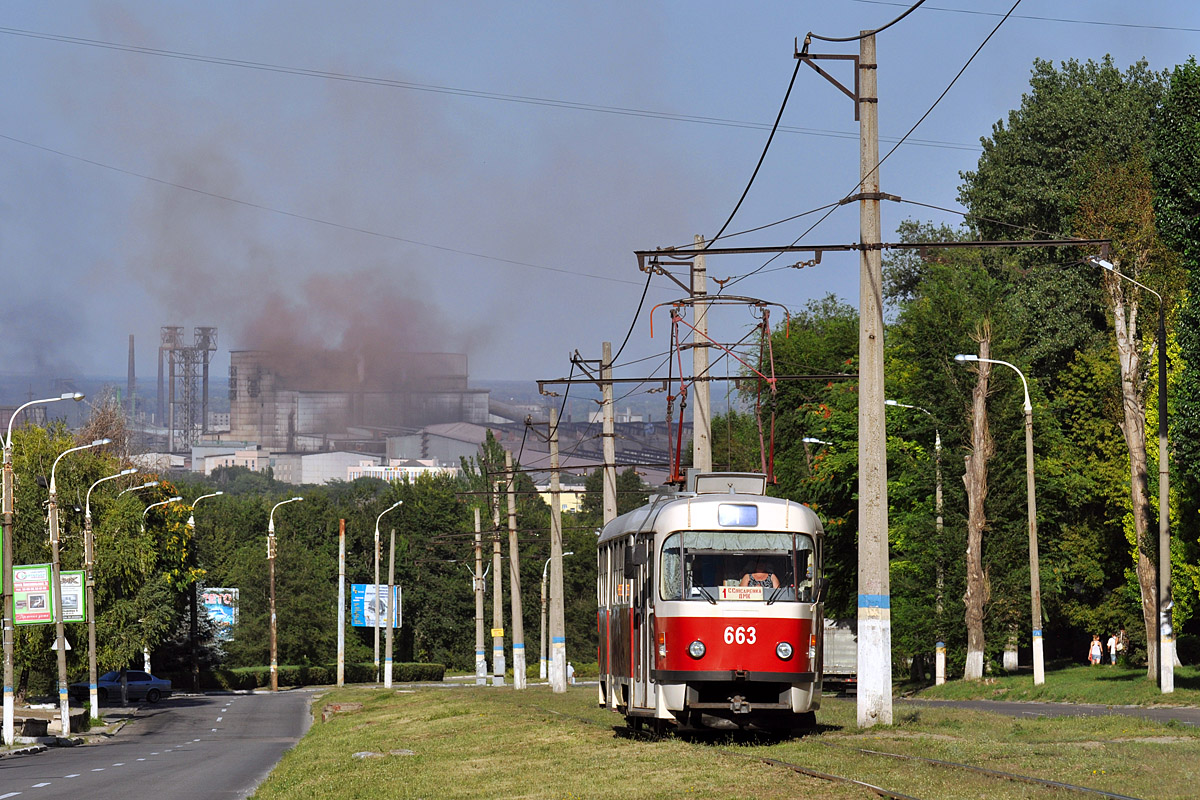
(127, 334), (136, 418)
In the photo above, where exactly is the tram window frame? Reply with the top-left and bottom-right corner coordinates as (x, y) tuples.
(659, 531), (816, 602)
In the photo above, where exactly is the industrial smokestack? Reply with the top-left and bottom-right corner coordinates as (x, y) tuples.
(127, 334), (136, 417)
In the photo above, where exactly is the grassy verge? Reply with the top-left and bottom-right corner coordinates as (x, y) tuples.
(253, 684), (1200, 799)
(911, 664), (1200, 706)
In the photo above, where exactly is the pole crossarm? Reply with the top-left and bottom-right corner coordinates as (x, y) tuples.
(635, 237), (1112, 265)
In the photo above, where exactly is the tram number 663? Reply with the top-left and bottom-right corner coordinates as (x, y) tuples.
(723, 626), (757, 645)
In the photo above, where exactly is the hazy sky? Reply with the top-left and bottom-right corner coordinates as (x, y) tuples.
(1, 1), (1197, 395)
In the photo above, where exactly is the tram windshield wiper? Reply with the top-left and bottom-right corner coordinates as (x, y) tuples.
(766, 586), (785, 605)
(695, 586), (718, 605)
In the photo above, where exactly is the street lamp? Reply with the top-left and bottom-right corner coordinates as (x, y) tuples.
(83, 467), (137, 715)
(2, 391), (83, 746)
(374, 500), (403, 683)
(800, 437), (832, 473)
(142, 496), (184, 526)
(186, 491), (223, 692)
(268, 497), (303, 691)
(118, 480), (159, 498)
(48, 437), (111, 736)
(540, 552), (574, 680)
(1088, 255), (1173, 692)
(956, 353), (1045, 685)
(885, 399), (945, 685)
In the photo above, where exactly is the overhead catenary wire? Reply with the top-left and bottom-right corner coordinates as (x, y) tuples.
(0, 26), (981, 152)
(717, 0), (1025, 294)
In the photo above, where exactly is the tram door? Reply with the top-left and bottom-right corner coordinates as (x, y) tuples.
(628, 537), (654, 710)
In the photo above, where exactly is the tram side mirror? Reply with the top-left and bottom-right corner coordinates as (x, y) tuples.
(813, 577), (829, 603)
(623, 542), (648, 574)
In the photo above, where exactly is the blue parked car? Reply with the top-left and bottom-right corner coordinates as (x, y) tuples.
(69, 670), (172, 704)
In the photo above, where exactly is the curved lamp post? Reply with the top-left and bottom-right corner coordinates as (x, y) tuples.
(83, 467), (137, 715)
(373, 500), (403, 683)
(118, 480), (159, 498)
(268, 497), (303, 691)
(956, 353), (1045, 685)
(540, 552), (574, 680)
(2, 391), (83, 745)
(1088, 256), (1172, 693)
(142, 496), (183, 527)
(48, 437), (111, 735)
(885, 399), (945, 685)
(186, 491), (223, 691)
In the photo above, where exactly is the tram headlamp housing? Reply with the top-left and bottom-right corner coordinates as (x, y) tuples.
(776, 642), (794, 660)
(688, 640), (706, 659)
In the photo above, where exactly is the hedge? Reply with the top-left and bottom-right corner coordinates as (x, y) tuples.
(157, 662), (445, 691)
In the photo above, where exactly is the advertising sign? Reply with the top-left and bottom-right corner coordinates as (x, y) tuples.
(350, 584), (402, 628)
(13, 564), (53, 625)
(200, 587), (240, 641)
(59, 570), (86, 622)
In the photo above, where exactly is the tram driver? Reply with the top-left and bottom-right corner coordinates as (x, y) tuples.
(739, 557), (780, 589)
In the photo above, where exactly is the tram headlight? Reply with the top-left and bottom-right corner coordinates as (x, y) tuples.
(776, 641), (794, 660)
(688, 640), (706, 659)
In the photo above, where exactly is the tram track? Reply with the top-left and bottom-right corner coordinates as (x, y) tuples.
(537, 705), (1145, 800)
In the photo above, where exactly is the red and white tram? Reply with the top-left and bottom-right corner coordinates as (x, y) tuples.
(597, 472), (826, 731)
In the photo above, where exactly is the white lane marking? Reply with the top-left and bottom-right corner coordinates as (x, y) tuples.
(33, 783), (51, 788)
(193, 738), (201, 742)
(91, 768), (104, 772)
(112, 762), (124, 766)
(65, 774), (80, 778)
(1, 791), (22, 798)
(137, 758), (146, 762)
(216, 717), (223, 722)
(211, 728), (218, 732)
(150, 752), (159, 755)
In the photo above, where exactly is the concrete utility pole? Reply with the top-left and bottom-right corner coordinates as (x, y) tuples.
(692, 235), (712, 473)
(491, 484), (505, 686)
(855, 32), (893, 728)
(384, 525), (396, 689)
(337, 519), (345, 687)
(505, 452), (526, 689)
(602, 341), (617, 525)
(548, 407), (567, 692)
(474, 509), (486, 685)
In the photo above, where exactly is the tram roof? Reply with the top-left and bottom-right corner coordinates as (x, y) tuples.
(597, 489), (823, 545)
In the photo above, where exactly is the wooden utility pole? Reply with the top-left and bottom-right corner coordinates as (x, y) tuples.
(549, 407), (567, 692)
(491, 483), (505, 686)
(602, 341), (617, 525)
(474, 508), (486, 685)
(506, 452), (526, 689)
(692, 235), (712, 473)
(855, 32), (892, 727)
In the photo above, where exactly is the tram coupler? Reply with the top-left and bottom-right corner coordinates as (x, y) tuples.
(730, 695), (751, 714)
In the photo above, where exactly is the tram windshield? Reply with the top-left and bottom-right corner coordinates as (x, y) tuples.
(659, 531), (816, 603)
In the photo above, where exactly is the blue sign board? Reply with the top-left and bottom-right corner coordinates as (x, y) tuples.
(350, 584), (402, 628)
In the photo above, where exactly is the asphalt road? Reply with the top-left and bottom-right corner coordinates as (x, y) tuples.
(0, 690), (312, 799)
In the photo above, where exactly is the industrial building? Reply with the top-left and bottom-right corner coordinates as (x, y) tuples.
(226, 349), (491, 453)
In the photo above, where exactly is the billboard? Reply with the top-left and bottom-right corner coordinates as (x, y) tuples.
(200, 587), (240, 641)
(350, 584), (402, 628)
(59, 570), (86, 622)
(13, 564), (53, 625)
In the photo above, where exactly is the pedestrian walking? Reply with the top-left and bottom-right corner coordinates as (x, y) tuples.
(1107, 632), (1118, 665)
(1089, 634), (1102, 665)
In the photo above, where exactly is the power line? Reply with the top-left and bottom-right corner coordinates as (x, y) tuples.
(849, 0), (1200, 33)
(0, 131), (651, 288)
(0, 25), (978, 152)
(717, 0), (1023, 293)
